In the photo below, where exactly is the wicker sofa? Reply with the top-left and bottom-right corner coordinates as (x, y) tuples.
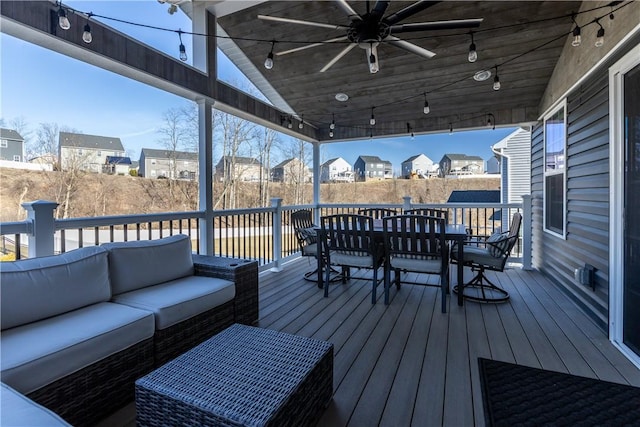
(0, 235), (258, 426)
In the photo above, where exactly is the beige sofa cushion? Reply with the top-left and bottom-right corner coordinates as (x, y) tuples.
(0, 246), (111, 330)
(102, 235), (194, 295)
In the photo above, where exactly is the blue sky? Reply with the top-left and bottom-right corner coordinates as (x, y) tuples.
(1, 1), (518, 173)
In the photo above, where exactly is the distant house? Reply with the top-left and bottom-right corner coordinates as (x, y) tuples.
(59, 132), (125, 173)
(486, 156), (500, 174)
(215, 156), (263, 182)
(139, 148), (198, 180)
(447, 190), (500, 203)
(104, 156), (132, 175)
(320, 157), (352, 182)
(0, 128), (24, 162)
(439, 154), (485, 176)
(491, 127), (532, 204)
(354, 155), (393, 181)
(272, 158), (310, 183)
(401, 154), (436, 178)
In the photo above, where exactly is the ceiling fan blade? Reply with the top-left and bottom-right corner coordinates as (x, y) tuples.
(385, 36), (436, 59)
(335, 0), (362, 21)
(258, 15), (348, 31)
(383, 1), (440, 25)
(276, 36), (349, 56)
(320, 43), (357, 72)
(389, 18), (484, 33)
(370, 1), (391, 21)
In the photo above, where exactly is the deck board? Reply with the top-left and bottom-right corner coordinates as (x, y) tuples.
(97, 257), (640, 427)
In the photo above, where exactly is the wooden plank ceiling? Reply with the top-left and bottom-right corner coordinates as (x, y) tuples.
(216, 1), (581, 141)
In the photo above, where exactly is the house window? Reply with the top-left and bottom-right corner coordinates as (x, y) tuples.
(0, 140), (7, 148)
(97, 151), (102, 157)
(543, 102), (567, 237)
(13, 155), (21, 161)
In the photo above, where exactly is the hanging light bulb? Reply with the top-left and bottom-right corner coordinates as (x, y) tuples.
(330, 113), (336, 130)
(423, 93), (430, 115)
(287, 117), (293, 129)
(58, 6), (70, 30)
(571, 25), (581, 47)
(264, 41), (275, 70)
(595, 23), (605, 47)
(329, 130), (334, 138)
(468, 33), (477, 63)
(299, 115), (304, 129)
(177, 30), (187, 61)
(367, 43), (379, 74)
(449, 123), (453, 135)
(82, 23), (92, 43)
(487, 113), (496, 130)
(370, 108), (376, 126)
(493, 67), (501, 91)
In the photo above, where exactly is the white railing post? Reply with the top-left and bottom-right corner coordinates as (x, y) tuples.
(271, 198), (283, 272)
(22, 200), (58, 258)
(521, 194), (533, 270)
(403, 196), (412, 212)
(198, 99), (214, 255)
(313, 142), (321, 225)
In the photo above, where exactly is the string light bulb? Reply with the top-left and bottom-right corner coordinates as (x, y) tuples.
(370, 108), (376, 126)
(487, 113), (496, 130)
(330, 113), (336, 130)
(82, 23), (92, 44)
(595, 22), (605, 47)
(468, 32), (477, 63)
(298, 115), (304, 129)
(449, 123), (453, 135)
(571, 14), (582, 47)
(493, 66), (501, 91)
(58, 6), (70, 30)
(177, 30), (187, 61)
(287, 117), (293, 129)
(423, 93), (430, 115)
(264, 41), (275, 70)
(329, 130), (334, 138)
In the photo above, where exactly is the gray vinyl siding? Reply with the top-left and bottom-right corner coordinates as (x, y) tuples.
(506, 130), (532, 203)
(531, 68), (610, 330)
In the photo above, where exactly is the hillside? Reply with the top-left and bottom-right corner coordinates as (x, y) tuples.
(0, 168), (499, 221)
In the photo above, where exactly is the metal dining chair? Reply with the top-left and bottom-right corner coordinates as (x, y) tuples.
(404, 208), (449, 223)
(451, 212), (522, 303)
(357, 207), (400, 219)
(382, 214), (449, 312)
(291, 209), (320, 282)
(320, 214), (385, 304)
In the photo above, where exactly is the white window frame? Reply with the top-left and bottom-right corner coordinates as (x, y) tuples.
(0, 139), (7, 148)
(543, 100), (567, 238)
(13, 155), (20, 162)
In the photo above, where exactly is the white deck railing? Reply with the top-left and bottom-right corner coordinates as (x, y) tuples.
(0, 196), (532, 271)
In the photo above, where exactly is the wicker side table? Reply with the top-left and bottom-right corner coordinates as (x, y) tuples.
(136, 324), (333, 427)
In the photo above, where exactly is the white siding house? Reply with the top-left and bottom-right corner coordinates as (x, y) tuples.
(401, 154), (435, 178)
(491, 127), (532, 204)
(320, 157), (352, 182)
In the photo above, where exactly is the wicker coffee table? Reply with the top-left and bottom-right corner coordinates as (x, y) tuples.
(135, 324), (334, 427)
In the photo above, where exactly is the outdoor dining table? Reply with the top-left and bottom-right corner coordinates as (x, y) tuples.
(316, 218), (469, 306)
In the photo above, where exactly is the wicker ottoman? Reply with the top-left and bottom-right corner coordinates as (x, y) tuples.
(135, 324), (334, 427)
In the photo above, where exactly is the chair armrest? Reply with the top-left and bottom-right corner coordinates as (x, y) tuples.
(192, 254), (259, 325)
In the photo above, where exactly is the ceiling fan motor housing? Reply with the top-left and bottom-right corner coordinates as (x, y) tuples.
(348, 18), (390, 45)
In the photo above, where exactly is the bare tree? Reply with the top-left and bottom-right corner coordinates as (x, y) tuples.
(33, 122), (60, 168)
(278, 138), (312, 205)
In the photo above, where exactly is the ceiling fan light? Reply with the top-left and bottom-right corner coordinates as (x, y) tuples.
(367, 44), (379, 74)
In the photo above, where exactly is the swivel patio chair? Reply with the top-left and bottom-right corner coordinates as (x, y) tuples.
(451, 212), (522, 303)
(382, 214), (449, 312)
(320, 214), (385, 304)
(357, 207), (400, 219)
(292, 209), (340, 285)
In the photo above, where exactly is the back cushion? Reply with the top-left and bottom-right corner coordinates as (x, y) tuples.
(1, 246), (111, 330)
(102, 235), (194, 295)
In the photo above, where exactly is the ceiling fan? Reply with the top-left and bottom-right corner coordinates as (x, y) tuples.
(258, 1), (484, 74)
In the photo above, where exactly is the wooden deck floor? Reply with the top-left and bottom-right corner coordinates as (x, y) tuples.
(99, 256), (640, 427)
(258, 257), (640, 427)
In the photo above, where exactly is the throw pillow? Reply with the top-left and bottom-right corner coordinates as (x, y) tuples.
(486, 231), (510, 257)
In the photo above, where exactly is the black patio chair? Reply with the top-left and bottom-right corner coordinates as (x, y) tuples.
(357, 207), (400, 219)
(291, 209), (320, 282)
(404, 208), (449, 223)
(451, 212), (522, 303)
(320, 214), (385, 304)
(382, 214), (449, 312)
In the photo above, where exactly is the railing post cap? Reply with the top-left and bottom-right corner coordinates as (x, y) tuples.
(21, 200), (59, 211)
(270, 198), (283, 207)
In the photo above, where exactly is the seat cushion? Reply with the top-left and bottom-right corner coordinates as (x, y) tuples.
(1, 382), (71, 426)
(454, 246), (505, 269)
(0, 302), (154, 394)
(102, 235), (194, 295)
(390, 255), (442, 274)
(1, 246), (111, 330)
(302, 242), (318, 256)
(330, 251), (377, 268)
(111, 275), (235, 330)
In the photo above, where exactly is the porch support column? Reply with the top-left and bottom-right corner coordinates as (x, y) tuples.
(271, 198), (283, 272)
(313, 142), (321, 224)
(22, 200), (58, 258)
(198, 99), (214, 255)
(521, 194), (533, 270)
